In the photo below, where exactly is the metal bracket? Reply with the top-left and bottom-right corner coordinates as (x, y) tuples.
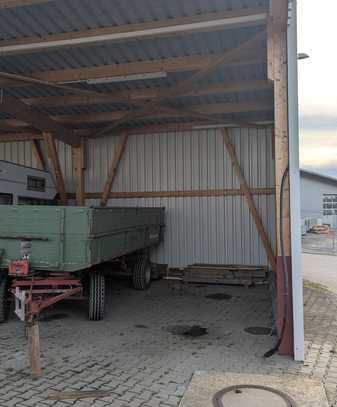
(13, 286), (26, 321)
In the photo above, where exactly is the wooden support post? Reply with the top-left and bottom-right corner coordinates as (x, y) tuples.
(72, 140), (85, 206)
(28, 321), (41, 379)
(268, 0), (294, 357)
(43, 131), (68, 205)
(31, 140), (46, 170)
(100, 133), (128, 207)
(222, 128), (276, 271)
(273, 26), (291, 260)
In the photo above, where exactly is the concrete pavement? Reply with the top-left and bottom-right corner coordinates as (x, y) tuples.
(302, 253), (337, 293)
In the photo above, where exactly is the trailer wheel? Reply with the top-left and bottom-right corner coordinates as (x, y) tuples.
(132, 255), (151, 290)
(0, 275), (9, 323)
(88, 272), (105, 321)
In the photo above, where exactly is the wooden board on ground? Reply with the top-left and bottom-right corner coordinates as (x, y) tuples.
(183, 264), (268, 286)
(310, 225), (330, 235)
(48, 390), (112, 401)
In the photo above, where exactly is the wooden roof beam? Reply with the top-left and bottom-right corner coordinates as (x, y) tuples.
(0, 52), (264, 88)
(0, 0), (51, 8)
(0, 8), (267, 56)
(0, 118), (274, 143)
(0, 96), (80, 146)
(0, 132), (42, 142)
(0, 100), (272, 127)
(23, 80), (272, 109)
(89, 30), (267, 138)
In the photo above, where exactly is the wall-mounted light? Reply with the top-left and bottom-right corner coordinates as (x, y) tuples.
(298, 53), (309, 60)
(60, 71), (167, 85)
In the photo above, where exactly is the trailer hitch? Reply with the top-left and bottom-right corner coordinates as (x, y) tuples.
(10, 277), (82, 322)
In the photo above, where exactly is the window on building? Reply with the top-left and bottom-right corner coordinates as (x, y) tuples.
(323, 194), (337, 215)
(27, 176), (46, 192)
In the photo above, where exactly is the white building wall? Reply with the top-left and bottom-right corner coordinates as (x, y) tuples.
(300, 175), (337, 219)
(0, 127), (275, 268)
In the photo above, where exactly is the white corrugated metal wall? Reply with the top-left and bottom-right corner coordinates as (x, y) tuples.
(0, 128), (275, 267)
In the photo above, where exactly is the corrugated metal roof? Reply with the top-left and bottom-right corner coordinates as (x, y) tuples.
(0, 0), (268, 41)
(0, 27), (264, 74)
(0, 0), (271, 132)
(4, 62), (268, 99)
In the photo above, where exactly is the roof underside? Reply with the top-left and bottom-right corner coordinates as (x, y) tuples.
(0, 0), (273, 145)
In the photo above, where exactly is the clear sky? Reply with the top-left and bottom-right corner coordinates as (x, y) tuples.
(298, 0), (337, 177)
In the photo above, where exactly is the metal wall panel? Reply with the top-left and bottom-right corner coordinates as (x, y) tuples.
(0, 128), (275, 267)
(85, 128), (275, 267)
(0, 141), (36, 168)
(86, 128), (275, 192)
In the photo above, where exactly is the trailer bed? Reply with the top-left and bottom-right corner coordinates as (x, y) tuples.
(0, 206), (164, 272)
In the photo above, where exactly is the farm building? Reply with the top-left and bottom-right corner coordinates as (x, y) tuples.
(301, 169), (337, 223)
(0, 0), (303, 362)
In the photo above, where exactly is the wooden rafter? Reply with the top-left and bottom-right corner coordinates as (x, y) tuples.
(100, 133), (128, 207)
(0, 132), (42, 142)
(43, 132), (67, 205)
(222, 128), (276, 270)
(0, 52), (264, 89)
(23, 80), (271, 109)
(72, 141), (85, 206)
(0, 70), (111, 96)
(0, 7), (267, 55)
(0, 122), (23, 133)
(90, 30), (266, 139)
(0, 0), (51, 8)
(0, 119), (274, 143)
(0, 96), (80, 146)
(31, 140), (46, 170)
(0, 100), (272, 129)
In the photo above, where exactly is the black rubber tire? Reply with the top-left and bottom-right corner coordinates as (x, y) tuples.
(0, 275), (9, 323)
(88, 272), (105, 321)
(132, 255), (151, 290)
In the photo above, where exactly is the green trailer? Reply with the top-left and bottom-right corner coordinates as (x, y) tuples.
(0, 205), (164, 322)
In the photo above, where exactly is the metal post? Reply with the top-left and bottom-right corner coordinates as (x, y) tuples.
(288, 0), (305, 361)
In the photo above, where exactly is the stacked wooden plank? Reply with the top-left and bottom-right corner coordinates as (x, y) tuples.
(183, 264), (268, 286)
(309, 224), (330, 234)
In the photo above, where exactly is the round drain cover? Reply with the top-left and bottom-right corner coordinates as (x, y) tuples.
(213, 385), (297, 407)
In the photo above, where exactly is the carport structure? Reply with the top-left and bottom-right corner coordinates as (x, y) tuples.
(0, 0), (303, 360)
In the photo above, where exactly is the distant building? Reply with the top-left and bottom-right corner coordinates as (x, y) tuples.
(300, 170), (337, 226)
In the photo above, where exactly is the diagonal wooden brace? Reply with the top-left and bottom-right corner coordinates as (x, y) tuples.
(222, 128), (276, 270)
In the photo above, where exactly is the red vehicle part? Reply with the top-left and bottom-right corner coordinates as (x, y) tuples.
(9, 260), (29, 276)
(10, 276), (82, 322)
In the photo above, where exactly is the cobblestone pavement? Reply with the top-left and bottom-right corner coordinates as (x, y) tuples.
(0, 278), (336, 406)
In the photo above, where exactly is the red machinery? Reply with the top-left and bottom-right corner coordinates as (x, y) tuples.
(9, 260), (82, 322)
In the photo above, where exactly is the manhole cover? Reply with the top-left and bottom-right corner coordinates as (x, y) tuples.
(213, 385), (297, 407)
(244, 326), (271, 335)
